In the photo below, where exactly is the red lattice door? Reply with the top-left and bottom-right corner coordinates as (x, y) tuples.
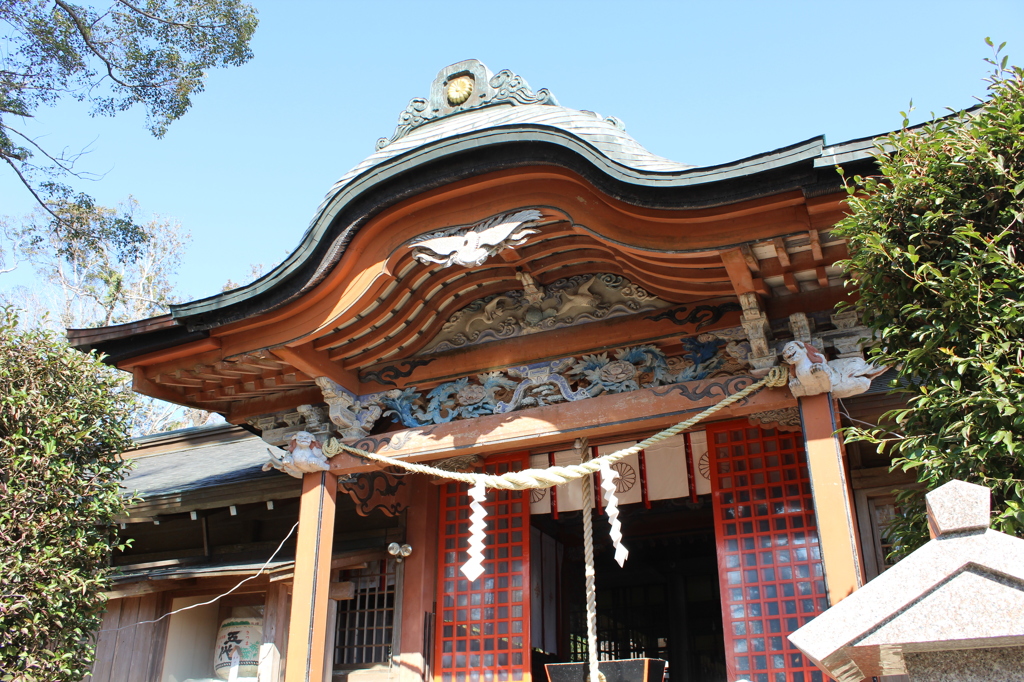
(435, 453), (531, 682)
(706, 420), (830, 682)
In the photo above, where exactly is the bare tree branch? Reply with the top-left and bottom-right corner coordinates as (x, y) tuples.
(115, 0), (231, 30)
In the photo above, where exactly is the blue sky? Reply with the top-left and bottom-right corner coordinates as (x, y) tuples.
(3, 0), (1024, 302)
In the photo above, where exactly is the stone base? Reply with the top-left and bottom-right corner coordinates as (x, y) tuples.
(904, 647), (1024, 681)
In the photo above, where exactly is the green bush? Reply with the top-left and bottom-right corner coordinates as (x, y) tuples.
(838, 41), (1024, 559)
(0, 308), (135, 681)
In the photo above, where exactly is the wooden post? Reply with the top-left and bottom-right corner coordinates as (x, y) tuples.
(259, 582), (289, 682)
(285, 471), (338, 682)
(798, 393), (863, 604)
(397, 477), (439, 682)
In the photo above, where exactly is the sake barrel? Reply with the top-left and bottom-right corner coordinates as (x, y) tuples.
(213, 617), (262, 679)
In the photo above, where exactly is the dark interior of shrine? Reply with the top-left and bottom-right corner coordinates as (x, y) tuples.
(530, 499), (727, 682)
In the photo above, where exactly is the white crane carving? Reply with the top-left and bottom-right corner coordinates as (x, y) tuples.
(409, 209), (542, 268)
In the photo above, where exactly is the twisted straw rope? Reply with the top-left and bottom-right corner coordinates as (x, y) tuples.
(329, 365), (789, 489)
(577, 438), (601, 682)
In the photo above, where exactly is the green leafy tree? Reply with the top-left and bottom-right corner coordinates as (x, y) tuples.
(838, 41), (1024, 558)
(1, 0), (257, 255)
(0, 307), (136, 681)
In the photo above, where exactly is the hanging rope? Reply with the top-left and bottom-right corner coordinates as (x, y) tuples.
(577, 438), (601, 682)
(321, 365), (788, 676)
(325, 365), (789, 490)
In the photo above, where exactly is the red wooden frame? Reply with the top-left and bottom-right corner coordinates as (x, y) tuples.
(435, 452), (532, 682)
(706, 420), (829, 682)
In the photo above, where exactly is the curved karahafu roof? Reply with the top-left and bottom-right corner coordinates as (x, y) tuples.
(67, 59), (875, 421)
(160, 59), (866, 332)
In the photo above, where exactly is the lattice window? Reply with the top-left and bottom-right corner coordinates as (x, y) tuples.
(435, 453), (531, 682)
(333, 559), (398, 667)
(567, 583), (671, 662)
(706, 421), (829, 682)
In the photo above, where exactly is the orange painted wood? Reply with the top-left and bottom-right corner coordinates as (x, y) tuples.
(131, 367), (190, 407)
(397, 477), (440, 682)
(270, 344), (359, 392)
(225, 386), (325, 423)
(721, 248), (756, 295)
(757, 244), (847, 279)
(117, 337), (221, 369)
(706, 419), (828, 682)
(285, 471), (339, 682)
(797, 393), (863, 604)
(208, 169), (829, 353)
(354, 301), (743, 388)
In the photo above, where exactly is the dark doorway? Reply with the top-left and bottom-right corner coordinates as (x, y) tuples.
(531, 500), (727, 682)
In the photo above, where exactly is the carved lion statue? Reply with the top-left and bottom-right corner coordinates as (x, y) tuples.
(263, 430), (331, 478)
(781, 340), (887, 399)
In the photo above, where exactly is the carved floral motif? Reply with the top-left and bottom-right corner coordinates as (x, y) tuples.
(377, 339), (735, 428)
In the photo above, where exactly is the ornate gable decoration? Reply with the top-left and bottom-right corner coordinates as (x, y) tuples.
(376, 59), (559, 150)
(409, 209), (542, 269)
(420, 272), (671, 354)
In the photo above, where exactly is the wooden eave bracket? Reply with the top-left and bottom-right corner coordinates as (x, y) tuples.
(269, 344), (360, 395)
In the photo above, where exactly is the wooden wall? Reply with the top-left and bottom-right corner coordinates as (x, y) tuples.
(89, 593), (170, 682)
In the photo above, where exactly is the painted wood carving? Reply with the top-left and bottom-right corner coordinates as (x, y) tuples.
(781, 340), (886, 398)
(421, 272), (671, 354)
(338, 468), (410, 517)
(262, 431), (330, 478)
(408, 209), (542, 268)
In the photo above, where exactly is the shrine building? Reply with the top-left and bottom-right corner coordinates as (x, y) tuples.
(70, 60), (910, 682)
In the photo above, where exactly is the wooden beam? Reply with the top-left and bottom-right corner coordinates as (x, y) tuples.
(270, 344), (360, 393)
(327, 374), (795, 474)
(117, 337), (221, 369)
(224, 386), (326, 424)
(783, 272), (800, 294)
(816, 266), (830, 287)
(721, 248), (768, 296)
(773, 238), (791, 267)
(809, 229), (823, 261)
(798, 393), (864, 604)
(132, 367), (193, 408)
(739, 243), (760, 272)
(353, 299), (744, 390)
(104, 578), (197, 599)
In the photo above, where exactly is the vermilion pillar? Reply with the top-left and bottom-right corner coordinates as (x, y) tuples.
(285, 471), (338, 682)
(798, 393), (863, 604)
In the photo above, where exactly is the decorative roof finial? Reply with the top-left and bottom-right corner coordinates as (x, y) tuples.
(376, 59), (559, 151)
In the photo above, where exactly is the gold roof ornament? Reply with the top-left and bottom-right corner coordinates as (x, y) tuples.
(446, 75), (474, 106)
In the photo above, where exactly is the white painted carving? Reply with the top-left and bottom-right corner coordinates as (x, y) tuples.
(314, 377), (395, 439)
(262, 431), (330, 478)
(781, 341), (887, 399)
(421, 273), (670, 354)
(409, 209), (542, 268)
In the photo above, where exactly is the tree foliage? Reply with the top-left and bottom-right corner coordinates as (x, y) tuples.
(7, 197), (188, 328)
(0, 307), (136, 681)
(838, 41), (1024, 558)
(0, 0), (257, 252)
(0, 198), (218, 433)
